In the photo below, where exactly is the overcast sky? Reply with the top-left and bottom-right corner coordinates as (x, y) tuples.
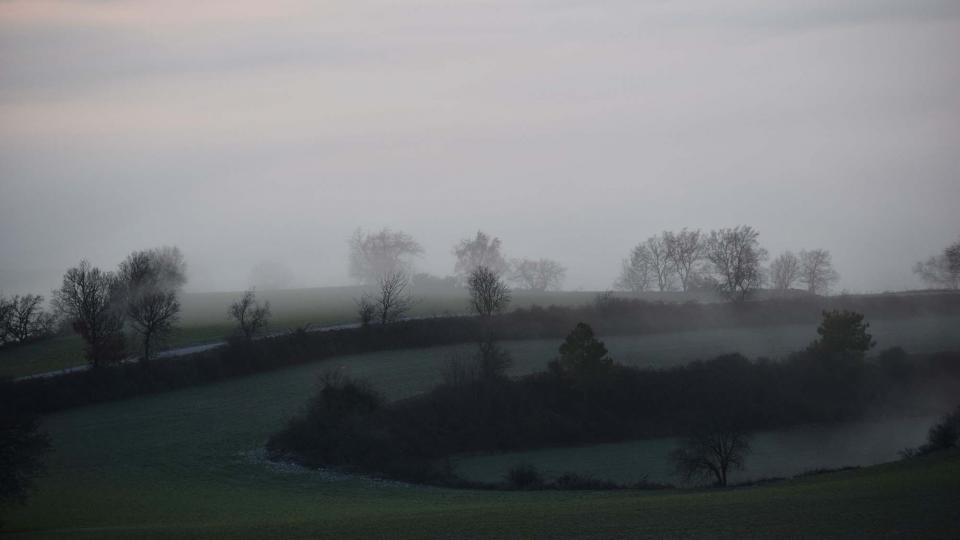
(1, 0), (958, 294)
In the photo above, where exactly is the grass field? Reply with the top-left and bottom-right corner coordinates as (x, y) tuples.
(4, 329), (960, 538)
(0, 287), (604, 378)
(4, 309), (960, 380)
(453, 414), (939, 486)
(3, 283), (960, 379)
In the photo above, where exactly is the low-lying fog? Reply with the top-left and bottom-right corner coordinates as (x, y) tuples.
(453, 414), (938, 486)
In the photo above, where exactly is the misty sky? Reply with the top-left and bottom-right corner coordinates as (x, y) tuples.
(1, 0), (958, 294)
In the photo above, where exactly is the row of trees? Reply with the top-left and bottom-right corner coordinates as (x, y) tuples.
(348, 228), (567, 292)
(615, 226), (840, 300)
(354, 263), (513, 326)
(51, 247), (186, 367)
(0, 294), (57, 347)
(259, 227), (958, 297)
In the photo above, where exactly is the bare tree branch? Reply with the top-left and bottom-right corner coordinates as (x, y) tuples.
(119, 246), (186, 361)
(508, 258), (566, 292)
(770, 251), (801, 292)
(468, 266), (511, 317)
(799, 249), (839, 296)
(453, 231), (508, 282)
(664, 228), (706, 292)
(229, 288), (271, 341)
(705, 226), (768, 302)
(374, 271), (414, 325)
(53, 260), (126, 367)
(348, 228), (423, 285)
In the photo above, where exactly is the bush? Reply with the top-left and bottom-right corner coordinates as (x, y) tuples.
(925, 406), (960, 452)
(0, 379), (50, 519)
(552, 473), (619, 490)
(901, 405), (960, 457)
(505, 463), (542, 489)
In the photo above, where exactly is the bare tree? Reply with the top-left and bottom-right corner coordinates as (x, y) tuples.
(355, 296), (376, 327)
(645, 234), (675, 292)
(705, 226), (768, 302)
(615, 244), (652, 293)
(229, 288), (271, 340)
(453, 231), (508, 282)
(371, 271), (414, 325)
(118, 247), (186, 361)
(799, 249), (839, 295)
(914, 237), (960, 290)
(508, 258), (566, 291)
(2, 294), (56, 344)
(468, 266), (511, 316)
(664, 228), (706, 292)
(948, 240), (960, 276)
(669, 423), (751, 487)
(769, 251), (801, 292)
(348, 228), (423, 284)
(53, 260), (126, 367)
(0, 296), (11, 345)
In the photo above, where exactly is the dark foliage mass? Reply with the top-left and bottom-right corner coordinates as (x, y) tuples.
(9, 292), (960, 415)
(267, 323), (960, 486)
(808, 310), (875, 355)
(504, 463), (543, 489)
(904, 406), (960, 457)
(0, 379), (50, 518)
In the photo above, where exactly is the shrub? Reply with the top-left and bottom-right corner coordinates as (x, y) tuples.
(552, 473), (619, 490)
(925, 406), (960, 452)
(505, 463), (543, 489)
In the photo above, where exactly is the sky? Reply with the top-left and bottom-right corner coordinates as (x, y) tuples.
(1, 0), (958, 294)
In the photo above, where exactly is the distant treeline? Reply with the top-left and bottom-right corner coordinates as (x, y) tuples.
(266, 339), (960, 486)
(10, 292), (960, 414)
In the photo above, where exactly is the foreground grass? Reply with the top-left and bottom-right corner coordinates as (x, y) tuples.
(6, 451), (959, 539)
(3, 339), (959, 539)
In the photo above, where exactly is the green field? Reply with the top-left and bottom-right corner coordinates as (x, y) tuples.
(0, 287), (606, 378)
(4, 308), (960, 380)
(4, 329), (960, 538)
(4, 283), (960, 379)
(453, 414), (939, 486)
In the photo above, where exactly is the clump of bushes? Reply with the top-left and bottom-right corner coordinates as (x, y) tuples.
(903, 406), (960, 457)
(505, 464), (543, 489)
(503, 469), (669, 491)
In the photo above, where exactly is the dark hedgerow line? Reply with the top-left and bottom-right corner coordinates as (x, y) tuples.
(9, 292), (960, 414)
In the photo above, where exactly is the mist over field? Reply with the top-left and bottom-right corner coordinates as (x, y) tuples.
(2, 0), (959, 294)
(4, 3), (960, 537)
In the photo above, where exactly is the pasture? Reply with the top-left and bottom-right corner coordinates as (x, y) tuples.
(0, 287), (601, 378)
(3, 284), (959, 379)
(453, 414), (939, 486)
(4, 323), (960, 538)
